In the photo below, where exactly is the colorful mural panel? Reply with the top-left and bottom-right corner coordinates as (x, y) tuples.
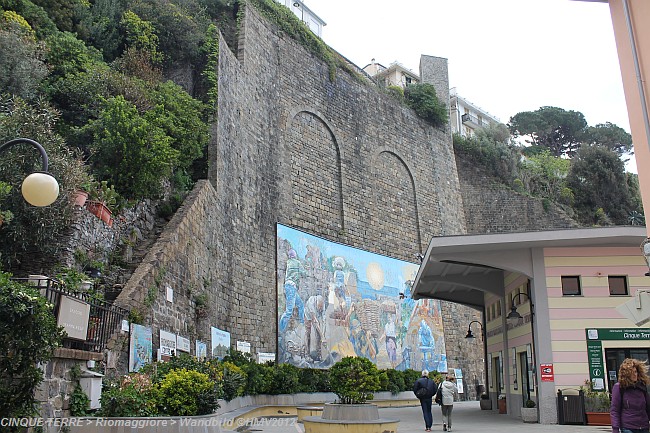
(129, 323), (152, 372)
(277, 224), (447, 371)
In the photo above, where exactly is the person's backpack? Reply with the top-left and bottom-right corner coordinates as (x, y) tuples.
(415, 379), (430, 399)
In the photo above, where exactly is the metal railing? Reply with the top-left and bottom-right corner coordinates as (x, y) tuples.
(13, 276), (128, 353)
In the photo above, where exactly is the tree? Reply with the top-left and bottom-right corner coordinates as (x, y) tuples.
(0, 96), (89, 270)
(509, 106), (587, 157)
(566, 145), (639, 225)
(0, 15), (48, 100)
(84, 95), (179, 199)
(582, 122), (633, 156)
(518, 149), (572, 202)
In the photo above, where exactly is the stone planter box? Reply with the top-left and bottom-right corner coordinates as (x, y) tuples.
(480, 399), (492, 410)
(521, 407), (537, 423)
(303, 403), (399, 433)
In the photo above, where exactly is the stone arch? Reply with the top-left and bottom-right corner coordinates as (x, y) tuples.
(286, 109), (345, 236)
(371, 148), (423, 255)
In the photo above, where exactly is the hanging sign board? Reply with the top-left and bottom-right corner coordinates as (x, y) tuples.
(57, 295), (90, 340)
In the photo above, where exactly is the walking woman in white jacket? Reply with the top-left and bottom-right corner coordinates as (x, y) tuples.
(440, 376), (458, 431)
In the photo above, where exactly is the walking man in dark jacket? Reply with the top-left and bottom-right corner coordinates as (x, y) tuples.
(414, 369), (438, 432)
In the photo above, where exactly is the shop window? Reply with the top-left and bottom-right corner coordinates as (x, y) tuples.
(608, 276), (628, 295)
(561, 276), (581, 296)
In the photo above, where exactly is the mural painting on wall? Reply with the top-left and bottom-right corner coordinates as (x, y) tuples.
(277, 224), (447, 371)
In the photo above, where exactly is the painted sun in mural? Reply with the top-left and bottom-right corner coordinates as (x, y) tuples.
(366, 262), (385, 290)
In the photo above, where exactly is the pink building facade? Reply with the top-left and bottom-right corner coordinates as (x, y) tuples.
(412, 226), (649, 424)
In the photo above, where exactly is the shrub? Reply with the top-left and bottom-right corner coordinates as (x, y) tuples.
(157, 368), (219, 416)
(99, 373), (159, 417)
(0, 272), (64, 418)
(266, 363), (301, 395)
(525, 399), (536, 408)
(241, 361), (273, 396)
(299, 368), (330, 393)
(329, 357), (384, 404)
(216, 361), (247, 401)
(404, 83), (448, 127)
(383, 369), (405, 395)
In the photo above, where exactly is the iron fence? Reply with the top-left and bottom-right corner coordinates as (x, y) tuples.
(13, 276), (128, 353)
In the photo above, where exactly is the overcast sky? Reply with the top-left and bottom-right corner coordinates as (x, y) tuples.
(303, 0), (637, 171)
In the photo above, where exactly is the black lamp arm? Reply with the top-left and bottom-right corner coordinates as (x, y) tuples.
(0, 138), (49, 172)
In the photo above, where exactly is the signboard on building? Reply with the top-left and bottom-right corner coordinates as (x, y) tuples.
(237, 341), (251, 353)
(540, 363), (554, 382)
(196, 340), (207, 360)
(258, 352), (275, 364)
(454, 368), (464, 393)
(159, 329), (177, 360)
(211, 326), (230, 360)
(57, 295), (90, 340)
(177, 336), (190, 353)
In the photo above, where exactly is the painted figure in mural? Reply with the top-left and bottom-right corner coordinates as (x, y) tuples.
(332, 256), (347, 306)
(419, 319), (435, 371)
(304, 294), (327, 362)
(347, 304), (379, 360)
(399, 280), (416, 344)
(383, 312), (398, 367)
(279, 249), (307, 332)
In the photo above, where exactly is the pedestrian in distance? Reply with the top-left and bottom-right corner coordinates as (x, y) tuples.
(440, 375), (458, 432)
(610, 358), (650, 433)
(414, 369), (438, 432)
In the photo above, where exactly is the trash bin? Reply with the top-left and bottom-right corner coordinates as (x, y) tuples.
(557, 389), (586, 425)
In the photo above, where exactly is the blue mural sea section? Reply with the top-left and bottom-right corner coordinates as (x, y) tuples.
(277, 223), (448, 372)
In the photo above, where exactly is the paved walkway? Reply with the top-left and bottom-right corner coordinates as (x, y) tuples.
(239, 401), (611, 433)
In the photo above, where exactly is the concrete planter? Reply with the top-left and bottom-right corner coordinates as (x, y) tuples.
(521, 407), (537, 423)
(303, 403), (399, 433)
(480, 399), (492, 410)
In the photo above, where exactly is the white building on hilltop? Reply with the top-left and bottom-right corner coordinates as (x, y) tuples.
(275, 0), (326, 37)
(450, 87), (502, 138)
(362, 59), (502, 137)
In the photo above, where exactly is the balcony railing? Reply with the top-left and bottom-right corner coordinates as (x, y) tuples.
(461, 113), (489, 128)
(13, 276), (128, 353)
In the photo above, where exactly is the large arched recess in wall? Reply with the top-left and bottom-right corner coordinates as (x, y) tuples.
(285, 108), (345, 237)
(371, 148), (423, 255)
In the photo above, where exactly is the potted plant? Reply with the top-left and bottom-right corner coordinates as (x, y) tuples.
(480, 393), (492, 410)
(582, 380), (611, 426)
(521, 398), (537, 423)
(68, 163), (93, 207)
(304, 356), (397, 429)
(86, 180), (120, 227)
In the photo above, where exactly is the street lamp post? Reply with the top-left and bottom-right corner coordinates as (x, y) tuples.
(507, 291), (538, 410)
(465, 319), (490, 400)
(0, 138), (59, 206)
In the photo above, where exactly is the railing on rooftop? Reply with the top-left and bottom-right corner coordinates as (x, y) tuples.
(13, 276), (128, 353)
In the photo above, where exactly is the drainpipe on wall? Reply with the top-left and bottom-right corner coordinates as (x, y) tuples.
(622, 0), (650, 155)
